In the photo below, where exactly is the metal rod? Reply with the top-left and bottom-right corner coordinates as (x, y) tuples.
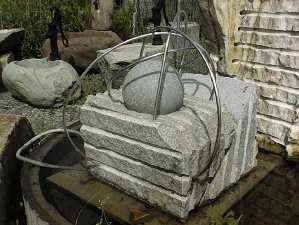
(153, 31), (172, 120)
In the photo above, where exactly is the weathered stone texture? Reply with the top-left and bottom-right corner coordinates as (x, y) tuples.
(239, 14), (299, 31)
(81, 75), (258, 218)
(257, 99), (297, 123)
(240, 0), (299, 13)
(0, 114), (34, 225)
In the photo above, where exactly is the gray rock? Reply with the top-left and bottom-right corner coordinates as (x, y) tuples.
(257, 115), (291, 143)
(81, 125), (193, 175)
(41, 30), (122, 72)
(2, 58), (81, 107)
(80, 74), (259, 218)
(88, 163), (193, 218)
(182, 73), (259, 184)
(85, 143), (192, 196)
(257, 99), (297, 123)
(91, 0), (114, 30)
(122, 59), (184, 115)
(96, 43), (165, 71)
(0, 29), (24, 54)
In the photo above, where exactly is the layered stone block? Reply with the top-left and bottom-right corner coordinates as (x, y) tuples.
(80, 74), (258, 218)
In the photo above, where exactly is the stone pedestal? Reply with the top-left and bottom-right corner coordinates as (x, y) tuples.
(0, 114), (34, 225)
(80, 74), (259, 218)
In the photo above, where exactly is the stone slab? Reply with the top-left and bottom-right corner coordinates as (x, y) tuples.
(245, 79), (299, 106)
(239, 14), (299, 31)
(88, 162), (193, 218)
(0, 114), (34, 225)
(257, 114), (291, 143)
(48, 153), (282, 225)
(236, 31), (299, 51)
(81, 125), (191, 175)
(237, 62), (299, 90)
(235, 46), (299, 70)
(96, 43), (164, 71)
(85, 143), (192, 196)
(257, 99), (297, 123)
(240, 0), (299, 13)
(182, 73), (259, 182)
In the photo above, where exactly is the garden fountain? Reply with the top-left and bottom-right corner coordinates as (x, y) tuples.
(16, 26), (258, 219)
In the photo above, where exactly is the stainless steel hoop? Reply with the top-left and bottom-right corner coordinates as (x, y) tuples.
(62, 27), (222, 173)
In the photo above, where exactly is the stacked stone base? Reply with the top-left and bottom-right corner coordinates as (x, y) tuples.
(80, 74), (259, 218)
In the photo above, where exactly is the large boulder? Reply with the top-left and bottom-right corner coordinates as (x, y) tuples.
(0, 29), (25, 55)
(2, 58), (81, 107)
(41, 30), (122, 72)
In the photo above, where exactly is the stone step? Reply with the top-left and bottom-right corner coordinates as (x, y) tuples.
(239, 14), (299, 31)
(257, 99), (298, 123)
(235, 45), (299, 70)
(236, 31), (299, 51)
(245, 79), (299, 106)
(85, 143), (192, 196)
(240, 0), (299, 14)
(236, 62), (299, 90)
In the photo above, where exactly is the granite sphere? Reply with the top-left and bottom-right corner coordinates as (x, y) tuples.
(122, 59), (184, 115)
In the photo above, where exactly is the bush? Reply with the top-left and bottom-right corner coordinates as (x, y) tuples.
(111, 1), (135, 40)
(0, 0), (91, 58)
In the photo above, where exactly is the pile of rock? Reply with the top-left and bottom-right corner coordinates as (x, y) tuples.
(80, 73), (259, 218)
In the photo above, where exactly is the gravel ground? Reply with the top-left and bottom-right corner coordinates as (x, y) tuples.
(0, 91), (81, 134)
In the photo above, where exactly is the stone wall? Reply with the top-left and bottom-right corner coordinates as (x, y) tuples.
(206, 0), (299, 158)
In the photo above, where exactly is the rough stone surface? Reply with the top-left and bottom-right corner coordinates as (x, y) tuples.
(182, 73), (259, 183)
(2, 58), (81, 107)
(41, 30), (122, 72)
(80, 74), (258, 218)
(85, 143), (192, 196)
(0, 29), (25, 54)
(199, 0), (299, 156)
(257, 99), (297, 123)
(122, 59), (184, 115)
(0, 52), (14, 87)
(257, 115), (291, 143)
(91, 0), (113, 30)
(97, 43), (164, 71)
(0, 114), (34, 225)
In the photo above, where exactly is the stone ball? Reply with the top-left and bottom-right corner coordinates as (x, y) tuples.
(122, 59), (184, 115)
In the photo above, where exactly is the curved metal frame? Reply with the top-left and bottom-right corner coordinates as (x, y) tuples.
(62, 27), (222, 175)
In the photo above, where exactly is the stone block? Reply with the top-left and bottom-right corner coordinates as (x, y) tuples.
(257, 115), (291, 143)
(81, 74), (258, 218)
(85, 143), (192, 195)
(257, 99), (297, 123)
(237, 62), (299, 90)
(236, 31), (299, 51)
(239, 14), (299, 31)
(244, 79), (299, 106)
(82, 125), (193, 175)
(240, 0), (299, 14)
(0, 114), (34, 225)
(235, 46), (299, 70)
